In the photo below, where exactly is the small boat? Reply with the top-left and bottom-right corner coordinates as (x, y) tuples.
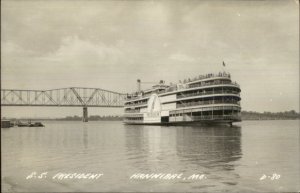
(29, 122), (44, 127)
(16, 121), (44, 127)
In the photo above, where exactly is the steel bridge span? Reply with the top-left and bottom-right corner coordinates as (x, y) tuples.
(1, 87), (126, 122)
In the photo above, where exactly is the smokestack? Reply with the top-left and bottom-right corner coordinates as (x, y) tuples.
(137, 79), (141, 92)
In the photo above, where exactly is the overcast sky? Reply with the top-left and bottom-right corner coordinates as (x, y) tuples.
(1, 0), (299, 118)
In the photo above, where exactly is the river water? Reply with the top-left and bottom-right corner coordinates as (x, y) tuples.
(1, 120), (299, 192)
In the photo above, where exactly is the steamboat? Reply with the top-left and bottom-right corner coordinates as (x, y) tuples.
(123, 72), (241, 126)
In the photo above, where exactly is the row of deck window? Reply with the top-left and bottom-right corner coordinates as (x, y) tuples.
(177, 87), (240, 99)
(125, 109), (141, 113)
(169, 110), (240, 117)
(124, 117), (143, 121)
(188, 79), (232, 88)
(176, 97), (240, 108)
(125, 99), (148, 106)
(170, 106), (241, 115)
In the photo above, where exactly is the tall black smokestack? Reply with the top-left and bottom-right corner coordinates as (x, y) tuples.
(137, 79), (141, 92)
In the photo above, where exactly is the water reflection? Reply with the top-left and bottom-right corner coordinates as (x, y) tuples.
(124, 124), (147, 154)
(175, 125), (242, 171)
(124, 124), (242, 175)
(124, 125), (150, 171)
(83, 125), (88, 149)
(4, 123), (92, 152)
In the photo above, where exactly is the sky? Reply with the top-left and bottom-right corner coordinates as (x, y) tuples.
(1, 0), (299, 118)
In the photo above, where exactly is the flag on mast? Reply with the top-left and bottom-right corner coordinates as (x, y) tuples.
(223, 61), (226, 67)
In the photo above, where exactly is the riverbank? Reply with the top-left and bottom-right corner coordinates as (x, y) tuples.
(2, 111), (299, 122)
(241, 110), (299, 120)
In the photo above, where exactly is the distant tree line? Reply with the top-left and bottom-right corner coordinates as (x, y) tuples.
(57, 111), (299, 121)
(3, 110), (299, 121)
(241, 110), (299, 120)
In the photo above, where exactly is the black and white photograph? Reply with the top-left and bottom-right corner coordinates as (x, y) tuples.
(1, 0), (299, 192)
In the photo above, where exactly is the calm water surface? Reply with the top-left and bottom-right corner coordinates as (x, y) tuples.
(1, 120), (299, 192)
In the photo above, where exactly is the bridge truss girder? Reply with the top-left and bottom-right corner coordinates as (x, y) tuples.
(1, 87), (126, 107)
(1, 87), (126, 122)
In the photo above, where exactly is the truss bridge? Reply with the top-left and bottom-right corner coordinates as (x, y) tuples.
(1, 87), (126, 122)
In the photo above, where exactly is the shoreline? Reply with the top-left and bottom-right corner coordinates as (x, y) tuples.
(2, 118), (299, 122)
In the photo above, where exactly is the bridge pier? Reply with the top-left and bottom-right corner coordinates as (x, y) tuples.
(83, 106), (88, 122)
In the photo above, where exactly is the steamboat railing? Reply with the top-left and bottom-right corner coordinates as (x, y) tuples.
(177, 90), (240, 99)
(177, 100), (240, 108)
